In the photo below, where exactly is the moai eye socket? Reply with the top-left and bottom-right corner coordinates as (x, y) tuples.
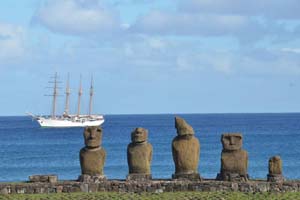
(233, 135), (242, 143)
(224, 136), (230, 142)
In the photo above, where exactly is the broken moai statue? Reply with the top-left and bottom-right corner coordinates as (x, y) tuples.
(172, 117), (201, 180)
(267, 155), (284, 182)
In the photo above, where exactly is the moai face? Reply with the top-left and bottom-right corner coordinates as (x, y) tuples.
(221, 133), (242, 151)
(84, 126), (102, 148)
(131, 128), (148, 143)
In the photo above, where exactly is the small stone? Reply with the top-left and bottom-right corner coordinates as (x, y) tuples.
(48, 175), (58, 183)
(29, 175), (58, 183)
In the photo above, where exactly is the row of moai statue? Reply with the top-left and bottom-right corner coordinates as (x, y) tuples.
(78, 117), (284, 182)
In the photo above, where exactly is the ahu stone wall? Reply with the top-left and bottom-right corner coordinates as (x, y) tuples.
(1, 179), (300, 194)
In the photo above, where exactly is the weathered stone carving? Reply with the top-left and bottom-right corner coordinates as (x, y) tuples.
(127, 127), (153, 181)
(172, 117), (201, 180)
(217, 133), (249, 181)
(267, 156), (284, 182)
(79, 126), (106, 181)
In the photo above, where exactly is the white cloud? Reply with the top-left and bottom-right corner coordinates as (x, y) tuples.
(32, 0), (121, 36)
(0, 22), (26, 63)
(130, 11), (265, 43)
(106, 35), (300, 76)
(25, 0), (300, 77)
(179, 0), (300, 19)
(281, 48), (300, 54)
(31, 0), (298, 45)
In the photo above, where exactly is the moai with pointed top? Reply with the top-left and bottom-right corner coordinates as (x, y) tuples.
(127, 127), (153, 181)
(267, 156), (284, 182)
(172, 117), (201, 180)
(79, 126), (106, 182)
(216, 133), (249, 181)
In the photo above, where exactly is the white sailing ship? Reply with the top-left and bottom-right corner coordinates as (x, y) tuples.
(28, 73), (104, 128)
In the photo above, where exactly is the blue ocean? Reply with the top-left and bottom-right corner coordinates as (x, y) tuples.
(0, 113), (299, 182)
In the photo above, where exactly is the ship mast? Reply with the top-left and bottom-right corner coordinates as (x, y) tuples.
(77, 75), (82, 116)
(51, 72), (58, 119)
(88, 76), (94, 117)
(64, 74), (70, 116)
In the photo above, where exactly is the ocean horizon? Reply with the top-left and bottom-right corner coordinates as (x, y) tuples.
(0, 113), (299, 182)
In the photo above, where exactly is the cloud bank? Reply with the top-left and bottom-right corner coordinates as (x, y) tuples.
(32, 0), (121, 36)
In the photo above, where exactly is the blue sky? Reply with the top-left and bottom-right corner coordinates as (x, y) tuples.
(1, 0), (300, 115)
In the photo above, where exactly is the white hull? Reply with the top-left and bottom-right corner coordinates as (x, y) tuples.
(37, 116), (104, 128)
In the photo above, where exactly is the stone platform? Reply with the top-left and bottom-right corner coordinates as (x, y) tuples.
(0, 179), (300, 194)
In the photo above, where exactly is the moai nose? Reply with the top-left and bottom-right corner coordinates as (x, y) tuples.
(229, 137), (234, 145)
(90, 131), (96, 138)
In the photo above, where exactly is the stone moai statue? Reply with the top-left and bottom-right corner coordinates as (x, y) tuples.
(267, 156), (284, 182)
(172, 117), (201, 180)
(127, 127), (153, 181)
(216, 133), (249, 181)
(79, 126), (106, 182)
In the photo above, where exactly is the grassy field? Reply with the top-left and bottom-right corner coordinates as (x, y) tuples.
(0, 192), (300, 200)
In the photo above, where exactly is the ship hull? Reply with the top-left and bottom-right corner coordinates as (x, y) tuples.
(37, 117), (104, 128)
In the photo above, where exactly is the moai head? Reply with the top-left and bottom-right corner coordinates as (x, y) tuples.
(221, 133), (243, 151)
(175, 117), (194, 136)
(269, 156), (282, 175)
(84, 126), (102, 148)
(131, 127), (148, 143)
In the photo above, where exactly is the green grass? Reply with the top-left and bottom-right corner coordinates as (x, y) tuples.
(0, 192), (300, 200)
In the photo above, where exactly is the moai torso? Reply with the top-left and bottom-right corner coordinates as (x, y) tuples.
(127, 128), (152, 174)
(172, 117), (200, 176)
(218, 133), (248, 181)
(221, 150), (248, 175)
(79, 126), (106, 176)
(80, 147), (106, 175)
(172, 135), (200, 174)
